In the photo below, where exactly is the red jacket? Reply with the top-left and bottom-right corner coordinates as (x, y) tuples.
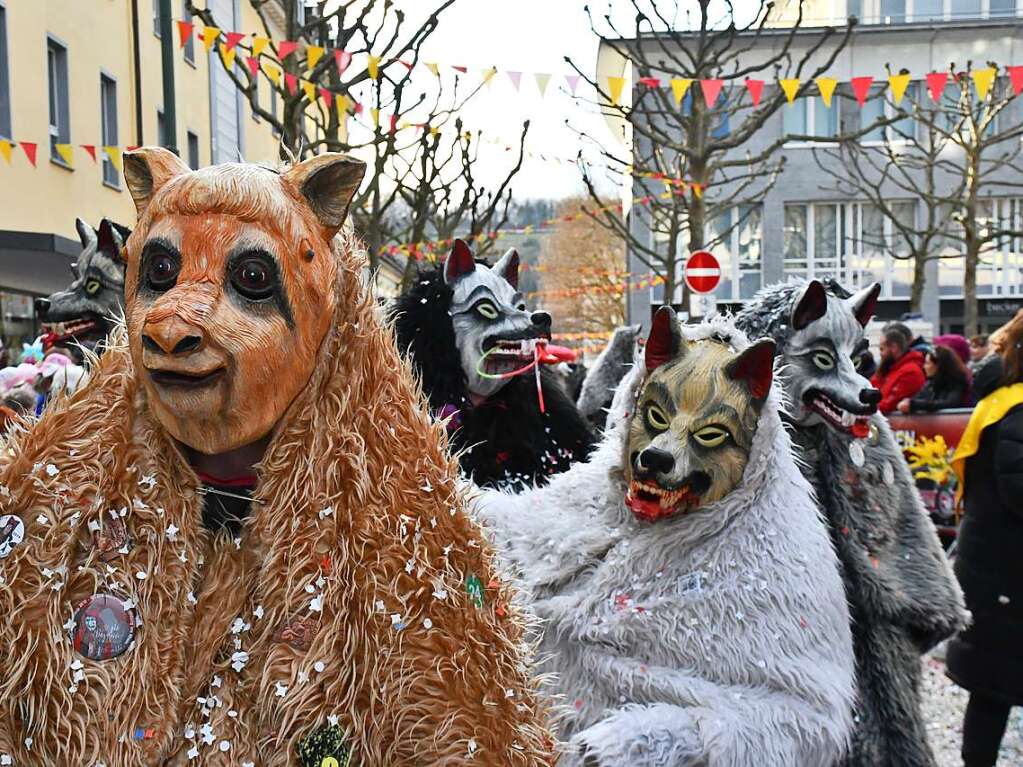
(872, 349), (927, 414)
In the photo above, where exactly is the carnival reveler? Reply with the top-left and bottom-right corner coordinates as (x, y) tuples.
(0, 148), (555, 765)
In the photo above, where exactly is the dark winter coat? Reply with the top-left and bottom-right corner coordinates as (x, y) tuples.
(947, 402), (1023, 705)
(972, 354), (1004, 401)
(909, 376), (969, 412)
(794, 417), (967, 767)
(390, 266), (595, 490)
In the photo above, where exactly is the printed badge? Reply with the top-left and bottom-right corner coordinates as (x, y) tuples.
(296, 724), (353, 767)
(0, 515), (24, 559)
(70, 593), (138, 661)
(273, 614), (320, 651)
(91, 513), (133, 562)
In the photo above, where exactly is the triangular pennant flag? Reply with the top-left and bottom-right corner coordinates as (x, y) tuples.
(252, 36), (270, 57)
(80, 144), (97, 162)
(482, 67), (497, 87)
(972, 67), (996, 100)
(176, 20), (194, 49)
(507, 71), (522, 90)
(353, 101), (363, 115)
(389, 114), (398, 133)
(54, 143), (73, 166)
(306, 45), (324, 70)
(566, 74), (581, 95)
(336, 95), (350, 118)
(245, 56), (259, 78)
(103, 146), (122, 172)
(301, 80), (316, 103)
(452, 65), (467, 74)
(370, 107), (380, 128)
(284, 72), (298, 95)
(220, 46), (236, 70)
(637, 76), (661, 88)
(850, 76), (874, 106)
(425, 62), (439, 77)
(926, 71), (948, 102)
(745, 79), (764, 106)
(670, 78), (692, 104)
(816, 77), (838, 107)
(318, 87), (333, 106)
(780, 78), (800, 104)
(264, 62), (281, 87)
(700, 79), (723, 107)
(398, 60), (413, 71)
(607, 76), (626, 106)
(20, 141), (37, 167)
(1008, 65), (1023, 96)
(202, 26), (220, 53)
(224, 31), (245, 51)
(535, 73), (552, 96)
(335, 50), (352, 76)
(367, 55), (381, 80)
(888, 73), (911, 104)
(0, 140), (10, 164)
(277, 40), (298, 60)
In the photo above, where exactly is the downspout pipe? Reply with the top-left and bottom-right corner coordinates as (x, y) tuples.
(158, 0), (178, 154)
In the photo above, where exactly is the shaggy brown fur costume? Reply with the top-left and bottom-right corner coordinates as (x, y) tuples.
(0, 221), (554, 762)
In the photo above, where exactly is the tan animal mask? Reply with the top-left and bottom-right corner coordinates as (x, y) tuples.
(624, 307), (775, 522)
(122, 148), (365, 455)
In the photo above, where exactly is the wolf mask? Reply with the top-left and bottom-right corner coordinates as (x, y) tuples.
(37, 218), (129, 346)
(444, 239), (552, 399)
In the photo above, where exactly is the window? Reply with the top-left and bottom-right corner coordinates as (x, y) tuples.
(182, 0), (194, 63)
(709, 205), (763, 301)
(914, 0), (944, 19)
(990, 0), (1016, 17)
(782, 203), (851, 284)
(209, 0), (244, 163)
(880, 0), (906, 22)
(47, 37), (70, 165)
(859, 87), (886, 142)
(100, 74), (118, 187)
(294, 0), (306, 25)
(680, 89), (729, 139)
(0, 5), (10, 139)
(187, 130), (199, 169)
(152, 0), (161, 36)
(950, 0), (982, 18)
(783, 93), (841, 140)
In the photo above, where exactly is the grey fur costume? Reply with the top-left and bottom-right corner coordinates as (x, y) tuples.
(475, 317), (855, 766)
(736, 281), (967, 767)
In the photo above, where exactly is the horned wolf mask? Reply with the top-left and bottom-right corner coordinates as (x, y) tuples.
(624, 306), (776, 522)
(444, 239), (553, 399)
(736, 279), (881, 437)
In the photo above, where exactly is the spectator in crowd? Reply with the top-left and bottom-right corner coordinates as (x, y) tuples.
(970, 334), (991, 373)
(897, 344), (971, 413)
(935, 333), (971, 366)
(949, 310), (1023, 767)
(886, 321), (931, 356)
(872, 327), (927, 414)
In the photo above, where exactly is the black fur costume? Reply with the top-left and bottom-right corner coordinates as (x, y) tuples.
(391, 266), (595, 490)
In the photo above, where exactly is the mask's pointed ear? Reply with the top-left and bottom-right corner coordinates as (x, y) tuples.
(123, 147), (192, 219)
(645, 306), (683, 372)
(725, 339), (775, 401)
(791, 280), (828, 331)
(96, 219), (125, 256)
(282, 153), (366, 239)
(444, 239), (476, 285)
(847, 282), (881, 328)
(491, 247), (519, 289)
(75, 218), (97, 250)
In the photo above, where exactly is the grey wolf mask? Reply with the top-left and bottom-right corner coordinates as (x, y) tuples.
(37, 218), (128, 346)
(736, 279), (881, 437)
(576, 324), (641, 428)
(444, 239), (552, 399)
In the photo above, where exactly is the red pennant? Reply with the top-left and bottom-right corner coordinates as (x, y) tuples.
(850, 76), (874, 107)
(399, 59), (413, 71)
(20, 142), (37, 167)
(638, 76), (661, 88)
(224, 31), (245, 51)
(126, 145), (139, 152)
(389, 114), (398, 133)
(353, 101), (363, 115)
(80, 144), (97, 162)
(277, 40), (298, 59)
(745, 79), (765, 106)
(318, 87), (333, 106)
(284, 73), (298, 95)
(335, 50), (352, 76)
(926, 71), (949, 103)
(176, 20), (194, 49)
(700, 78), (724, 107)
(452, 65), (467, 73)
(1008, 66), (1023, 96)
(245, 56), (259, 78)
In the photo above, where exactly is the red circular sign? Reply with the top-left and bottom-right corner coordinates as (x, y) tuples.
(684, 251), (721, 294)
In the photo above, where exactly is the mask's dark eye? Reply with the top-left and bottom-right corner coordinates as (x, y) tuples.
(231, 254), (276, 300)
(144, 250), (179, 292)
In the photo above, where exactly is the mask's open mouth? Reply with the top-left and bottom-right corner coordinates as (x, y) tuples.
(625, 479), (701, 522)
(482, 338), (543, 375)
(44, 316), (105, 342)
(149, 367), (226, 390)
(803, 389), (872, 438)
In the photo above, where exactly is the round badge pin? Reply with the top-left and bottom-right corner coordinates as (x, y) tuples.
(0, 514), (24, 559)
(70, 593), (138, 661)
(883, 462), (895, 486)
(848, 440), (866, 468)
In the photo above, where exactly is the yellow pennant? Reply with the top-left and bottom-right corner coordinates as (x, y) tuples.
(252, 36), (270, 57)
(336, 95), (350, 118)
(425, 62), (439, 77)
(103, 146), (122, 172)
(429, 125), (440, 136)
(202, 26), (220, 53)
(780, 78), (800, 104)
(0, 139), (10, 164)
(670, 78), (692, 104)
(301, 80), (316, 103)
(816, 77), (838, 107)
(263, 62), (281, 87)
(368, 55), (381, 80)
(888, 73), (911, 104)
(371, 107), (380, 127)
(972, 67), (996, 100)
(482, 66), (497, 87)
(306, 45), (324, 70)
(535, 73), (552, 97)
(220, 46), (236, 70)
(607, 75), (626, 106)
(55, 143), (74, 166)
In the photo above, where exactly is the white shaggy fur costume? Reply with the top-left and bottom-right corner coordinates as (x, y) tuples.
(475, 319), (855, 766)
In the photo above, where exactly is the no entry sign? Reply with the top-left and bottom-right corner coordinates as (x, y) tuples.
(684, 251), (721, 294)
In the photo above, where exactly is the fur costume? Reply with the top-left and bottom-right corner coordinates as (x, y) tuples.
(575, 324), (641, 431)
(390, 247), (594, 491)
(736, 279), (966, 767)
(475, 312), (855, 766)
(0, 149), (555, 766)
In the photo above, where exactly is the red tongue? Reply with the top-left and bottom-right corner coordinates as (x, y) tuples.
(851, 420), (870, 439)
(538, 343), (576, 364)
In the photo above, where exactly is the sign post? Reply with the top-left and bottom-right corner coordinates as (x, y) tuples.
(684, 251), (721, 318)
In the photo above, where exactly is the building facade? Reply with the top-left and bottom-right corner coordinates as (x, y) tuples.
(605, 2), (1023, 334)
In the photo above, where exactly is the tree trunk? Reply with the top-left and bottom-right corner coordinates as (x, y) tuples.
(963, 242), (980, 337)
(963, 147), (981, 337)
(909, 253), (926, 313)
